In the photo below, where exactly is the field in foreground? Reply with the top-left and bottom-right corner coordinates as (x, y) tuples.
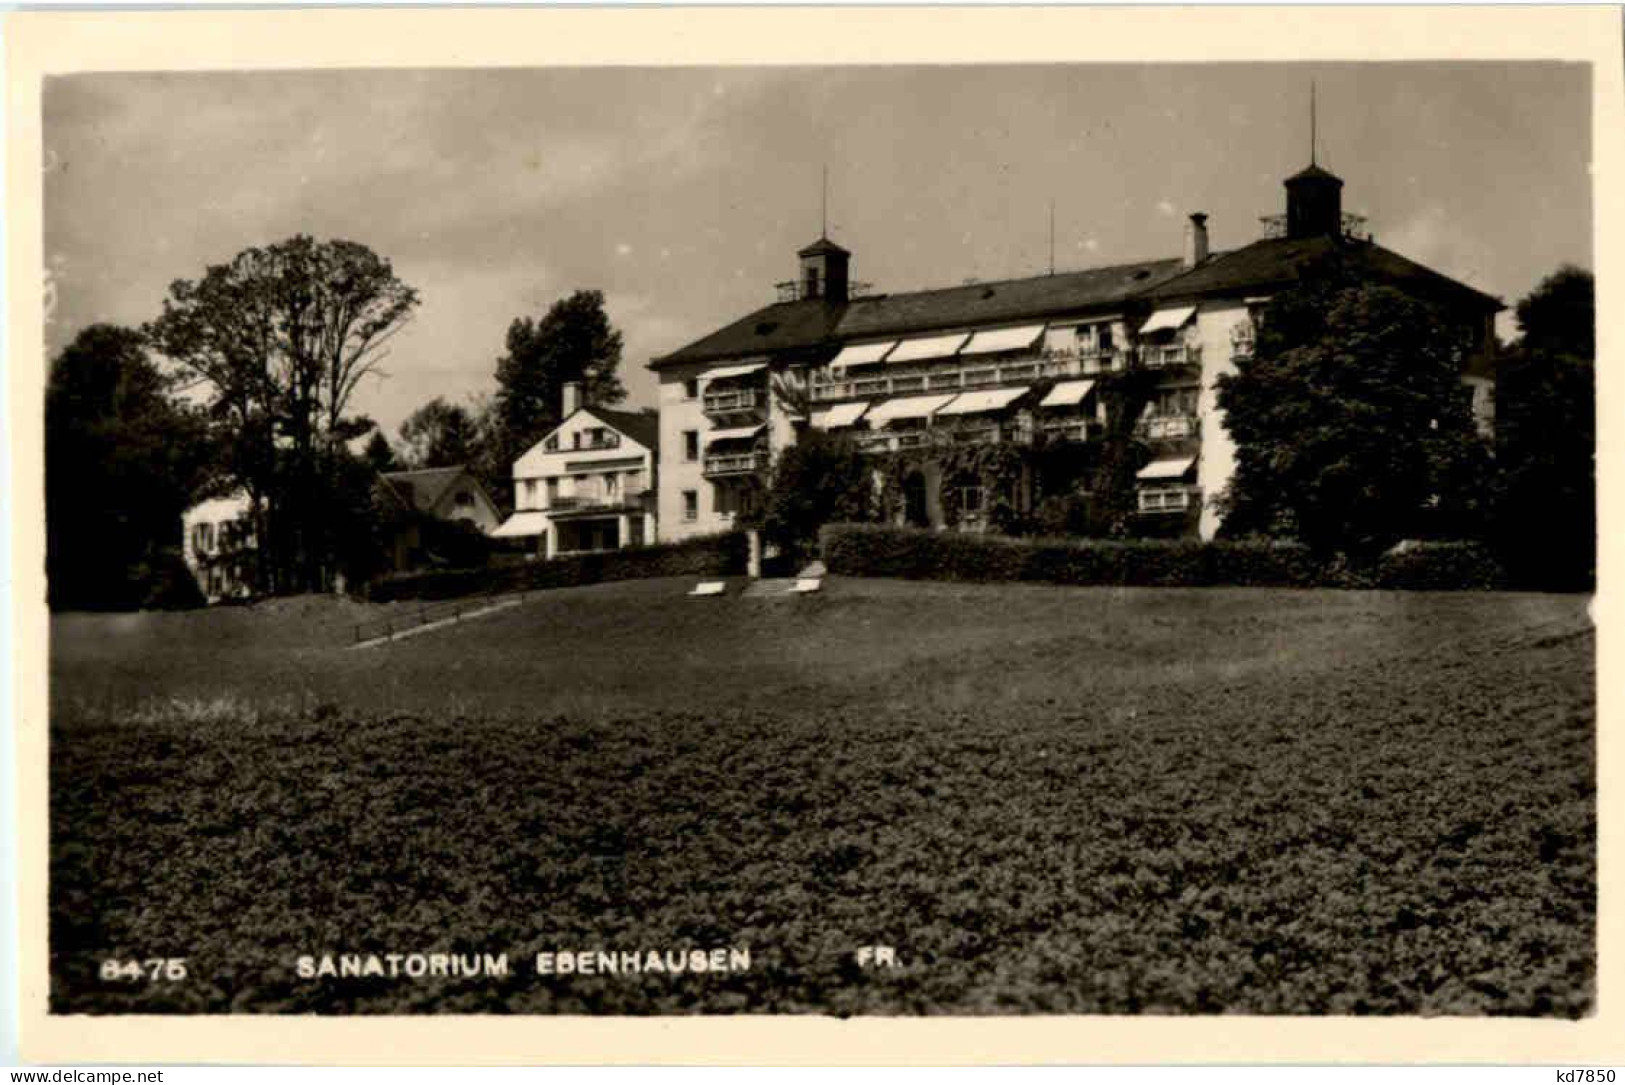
(50, 578), (1594, 1014)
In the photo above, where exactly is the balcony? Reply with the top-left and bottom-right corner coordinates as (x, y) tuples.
(1137, 486), (1200, 514)
(853, 430), (932, 455)
(544, 494), (635, 515)
(1136, 415), (1201, 441)
(814, 354), (1061, 404)
(702, 387), (766, 419)
(1143, 345), (1203, 370)
(1039, 417), (1104, 444)
(949, 423), (1021, 447)
(1230, 327), (1256, 360)
(703, 450), (769, 478)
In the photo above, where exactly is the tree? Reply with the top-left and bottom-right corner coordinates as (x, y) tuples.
(398, 396), (480, 469)
(491, 290), (625, 471)
(362, 431), (399, 474)
(45, 324), (213, 609)
(147, 235), (419, 593)
(762, 430), (878, 557)
(1493, 266), (1594, 588)
(1216, 267), (1491, 556)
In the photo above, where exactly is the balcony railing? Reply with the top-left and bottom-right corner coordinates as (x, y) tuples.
(1137, 486), (1200, 514)
(1230, 327), (1256, 360)
(1039, 417), (1104, 444)
(702, 388), (765, 416)
(812, 348), (1137, 403)
(703, 451), (769, 477)
(1136, 415), (1201, 441)
(1143, 345), (1203, 369)
(544, 494), (634, 513)
(853, 430), (932, 455)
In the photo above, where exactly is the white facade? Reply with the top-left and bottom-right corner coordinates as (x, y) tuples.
(181, 491), (257, 602)
(657, 363), (781, 543)
(501, 408), (657, 557)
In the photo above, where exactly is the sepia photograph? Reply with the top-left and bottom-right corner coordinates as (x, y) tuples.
(9, 3), (1619, 1065)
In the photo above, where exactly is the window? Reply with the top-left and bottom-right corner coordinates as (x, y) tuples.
(523, 480), (537, 506)
(1098, 323), (1114, 351)
(804, 266), (821, 299)
(683, 430), (699, 461)
(194, 522), (215, 552)
(545, 434), (560, 452)
(454, 491), (474, 508)
(958, 485), (985, 516)
(684, 378), (699, 400)
(605, 474), (619, 499)
(682, 490), (699, 521)
(545, 478), (559, 505)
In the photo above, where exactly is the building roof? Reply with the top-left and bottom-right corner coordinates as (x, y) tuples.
(378, 466), (476, 515)
(1286, 163), (1344, 185)
(798, 236), (850, 258)
(837, 258), (1187, 340)
(1143, 235), (1503, 312)
(584, 405), (660, 452)
(649, 298), (850, 370)
(650, 257), (1186, 370)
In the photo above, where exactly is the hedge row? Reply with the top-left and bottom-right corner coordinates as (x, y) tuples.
(366, 531), (748, 602)
(819, 524), (1508, 591)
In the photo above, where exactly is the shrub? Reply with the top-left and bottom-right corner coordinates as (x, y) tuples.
(366, 531), (746, 601)
(1374, 541), (1506, 591)
(819, 524), (1508, 592)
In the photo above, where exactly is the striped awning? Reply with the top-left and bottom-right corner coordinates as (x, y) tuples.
(864, 393), (958, 425)
(1040, 379), (1095, 407)
(936, 387), (1027, 416)
(830, 341), (895, 369)
(960, 324), (1046, 356)
(704, 361), (766, 381)
(1139, 306), (1197, 335)
(491, 511), (550, 538)
(885, 332), (970, 364)
(706, 424), (765, 445)
(1137, 456), (1196, 481)
(810, 402), (870, 429)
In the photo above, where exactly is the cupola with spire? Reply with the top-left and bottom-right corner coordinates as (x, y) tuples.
(1284, 162), (1345, 239)
(796, 235), (850, 303)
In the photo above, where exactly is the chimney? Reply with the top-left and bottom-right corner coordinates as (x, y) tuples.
(1184, 212), (1210, 268)
(562, 381), (582, 416)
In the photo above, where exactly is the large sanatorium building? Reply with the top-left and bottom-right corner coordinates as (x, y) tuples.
(647, 155), (1501, 543)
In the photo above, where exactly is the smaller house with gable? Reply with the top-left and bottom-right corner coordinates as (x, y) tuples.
(493, 381), (659, 558)
(376, 465), (503, 572)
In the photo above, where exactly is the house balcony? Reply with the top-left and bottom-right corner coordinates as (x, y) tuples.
(702, 387), (767, 421)
(812, 351), (1087, 404)
(543, 494), (640, 516)
(947, 422), (1025, 447)
(1042, 347), (1124, 376)
(1142, 345), (1203, 370)
(1135, 415), (1201, 441)
(1230, 328), (1256, 360)
(1137, 485), (1201, 514)
(853, 429), (932, 455)
(1039, 417), (1105, 444)
(703, 450), (769, 478)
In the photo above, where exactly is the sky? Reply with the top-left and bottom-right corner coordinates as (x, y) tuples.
(44, 62), (1592, 435)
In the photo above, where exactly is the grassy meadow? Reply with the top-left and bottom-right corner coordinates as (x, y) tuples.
(49, 578), (1595, 1014)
